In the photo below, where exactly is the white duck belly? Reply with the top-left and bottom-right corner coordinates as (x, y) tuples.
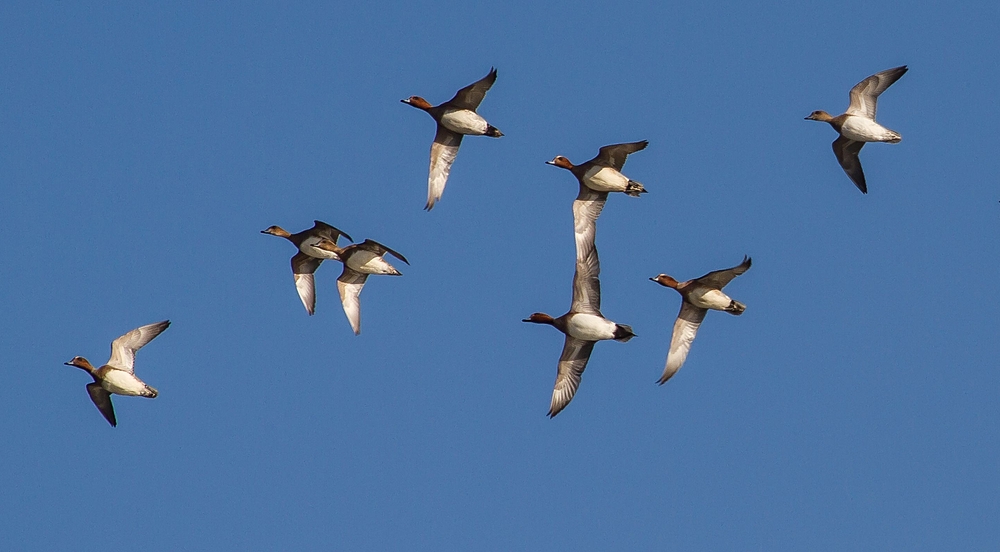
(582, 166), (629, 192)
(841, 116), (900, 143)
(101, 369), (150, 396)
(566, 313), (618, 341)
(440, 109), (489, 135)
(688, 288), (734, 311)
(346, 250), (399, 275)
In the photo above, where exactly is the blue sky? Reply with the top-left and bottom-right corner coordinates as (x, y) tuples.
(2, 1), (998, 550)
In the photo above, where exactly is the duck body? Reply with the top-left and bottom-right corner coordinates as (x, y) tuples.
(564, 312), (628, 342)
(98, 367), (158, 397)
(437, 108), (495, 136)
(838, 115), (901, 143)
(683, 285), (743, 312)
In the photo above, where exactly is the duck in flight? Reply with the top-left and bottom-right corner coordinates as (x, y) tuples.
(547, 141), (649, 261)
(805, 65), (908, 193)
(651, 257), (751, 385)
(261, 221), (353, 315)
(523, 244), (635, 417)
(313, 237), (409, 335)
(64, 321), (171, 427)
(402, 68), (503, 210)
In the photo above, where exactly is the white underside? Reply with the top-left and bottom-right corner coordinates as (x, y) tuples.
(566, 313), (618, 341)
(299, 237), (341, 260)
(688, 288), (733, 311)
(440, 109), (489, 135)
(101, 369), (150, 396)
(841, 116), (899, 142)
(582, 166), (630, 192)
(347, 250), (398, 275)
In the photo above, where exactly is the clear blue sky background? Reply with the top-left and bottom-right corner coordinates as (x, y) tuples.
(1, 1), (998, 550)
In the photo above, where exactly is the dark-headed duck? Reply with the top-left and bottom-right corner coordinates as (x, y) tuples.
(64, 320), (170, 427)
(805, 65), (908, 193)
(261, 221), (353, 315)
(402, 68), (503, 210)
(651, 256), (751, 385)
(522, 242), (634, 417)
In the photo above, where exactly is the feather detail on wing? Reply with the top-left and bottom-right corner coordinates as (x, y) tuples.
(832, 136), (867, 193)
(426, 126), (463, 210)
(659, 303), (707, 384)
(696, 256), (752, 289)
(548, 337), (595, 417)
(291, 252), (322, 315)
(87, 382), (117, 427)
(107, 320), (171, 374)
(592, 140), (648, 170)
(846, 65), (908, 119)
(572, 185), (608, 262)
(337, 267), (368, 335)
(446, 67), (497, 110)
(570, 244), (601, 315)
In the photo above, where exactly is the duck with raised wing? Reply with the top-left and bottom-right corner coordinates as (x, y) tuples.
(261, 221), (353, 315)
(402, 68), (503, 210)
(651, 256), (751, 385)
(523, 244), (635, 417)
(313, 238), (409, 335)
(64, 320), (170, 427)
(805, 65), (908, 193)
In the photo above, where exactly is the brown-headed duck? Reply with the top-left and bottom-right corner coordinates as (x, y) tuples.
(522, 244), (634, 417)
(64, 320), (170, 427)
(402, 68), (503, 210)
(261, 221), (353, 315)
(651, 256), (751, 385)
(805, 65), (908, 193)
(313, 237), (409, 335)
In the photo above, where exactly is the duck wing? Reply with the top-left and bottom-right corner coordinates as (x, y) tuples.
(695, 256), (752, 289)
(86, 382), (117, 427)
(572, 185), (608, 262)
(356, 239), (409, 265)
(591, 140), (648, 170)
(310, 220), (353, 244)
(548, 337), (596, 417)
(846, 65), (907, 119)
(426, 126), (463, 211)
(337, 266), (368, 335)
(291, 252), (322, 315)
(445, 67), (497, 110)
(832, 136), (867, 193)
(106, 320), (171, 374)
(570, 244), (601, 315)
(659, 303), (707, 385)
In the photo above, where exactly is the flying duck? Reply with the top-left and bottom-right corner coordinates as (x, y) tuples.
(651, 256), (751, 384)
(261, 221), (353, 315)
(402, 68), (503, 210)
(313, 237), (409, 335)
(64, 320), (171, 427)
(805, 65), (908, 193)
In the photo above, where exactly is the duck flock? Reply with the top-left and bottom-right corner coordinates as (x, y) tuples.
(65, 65), (909, 424)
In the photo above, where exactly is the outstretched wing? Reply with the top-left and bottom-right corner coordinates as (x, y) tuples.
(832, 136), (867, 193)
(426, 126), (463, 210)
(357, 239), (409, 265)
(291, 252), (322, 315)
(107, 320), (171, 374)
(696, 256), (752, 289)
(310, 220), (353, 244)
(591, 140), (648, 170)
(548, 337), (596, 417)
(570, 243), (601, 315)
(572, 185), (608, 262)
(847, 65), (908, 119)
(337, 267), (369, 335)
(446, 67), (498, 110)
(86, 382), (117, 427)
(658, 303), (707, 385)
